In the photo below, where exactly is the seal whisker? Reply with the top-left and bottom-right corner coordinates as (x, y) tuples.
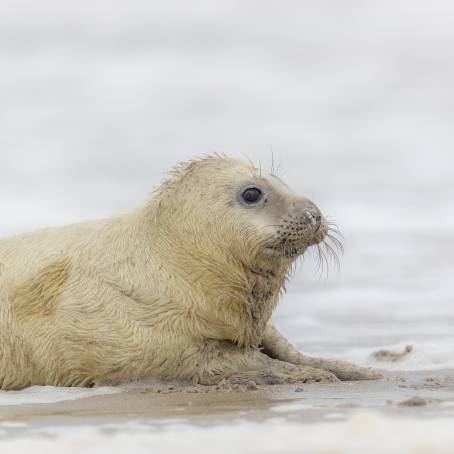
(327, 227), (341, 237)
(327, 231), (344, 244)
(295, 254), (303, 274)
(269, 148), (283, 179)
(325, 216), (341, 228)
(270, 147), (276, 177)
(325, 215), (339, 225)
(319, 245), (327, 280)
(318, 244), (331, 280)
(324, 241), (341, 272)
(326, 233), (344, 255)
(327, 223), (344, 239)
(315, 244), (325, 279)
(275, 157), (283, 178)
(242, 154), (259, 179)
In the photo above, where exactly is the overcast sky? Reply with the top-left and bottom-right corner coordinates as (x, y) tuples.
(1, 0), (453, 238)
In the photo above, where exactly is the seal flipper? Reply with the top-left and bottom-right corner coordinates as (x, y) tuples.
(261, 321), (382, 381)
(192, 340), (338, 386)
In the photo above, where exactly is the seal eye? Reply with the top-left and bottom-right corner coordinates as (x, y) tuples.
(241, 187), (263, 204)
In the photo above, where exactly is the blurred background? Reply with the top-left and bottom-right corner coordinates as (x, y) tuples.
(1, 0), (453, 367)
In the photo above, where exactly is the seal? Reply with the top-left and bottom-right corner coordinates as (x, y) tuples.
(0, 155), (380, 390)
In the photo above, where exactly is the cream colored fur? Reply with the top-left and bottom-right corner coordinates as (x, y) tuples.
(0, 156), (379, 390)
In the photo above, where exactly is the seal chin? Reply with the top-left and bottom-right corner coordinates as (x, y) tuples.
(264, 243), (308, 260)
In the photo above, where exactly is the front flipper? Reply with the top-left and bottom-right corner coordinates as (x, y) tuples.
(261, 321), (382, 381)
(223, 363), (339, 385)
(189, 340), (338, 386)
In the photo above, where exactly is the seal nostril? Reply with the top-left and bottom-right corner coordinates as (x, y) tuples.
(305, 211), (322, 227)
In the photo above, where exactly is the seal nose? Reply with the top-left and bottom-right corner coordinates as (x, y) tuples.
(305, 210), (322, 229)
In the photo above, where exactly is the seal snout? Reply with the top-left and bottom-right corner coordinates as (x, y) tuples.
(290, 199), (326, 234)
(305, 209), (322, 231)
(267, 199), (328, 259)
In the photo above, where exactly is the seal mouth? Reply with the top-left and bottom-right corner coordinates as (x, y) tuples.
(263, 218), (343, 277)
(265, 242), (309, 259)
(265, 225), (329, 259)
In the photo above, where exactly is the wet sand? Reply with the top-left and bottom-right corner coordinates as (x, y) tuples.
(1, 369), (453, 431)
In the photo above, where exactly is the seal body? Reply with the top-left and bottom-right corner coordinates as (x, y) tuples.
(0, 156), (378, 389)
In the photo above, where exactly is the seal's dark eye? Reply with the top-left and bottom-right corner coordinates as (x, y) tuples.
(241, 187), (263, 204)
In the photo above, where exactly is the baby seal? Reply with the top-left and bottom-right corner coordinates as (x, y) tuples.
(0, 155), (379, 390)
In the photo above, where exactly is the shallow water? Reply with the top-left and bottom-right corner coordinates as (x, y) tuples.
(280, 230), (454, 371)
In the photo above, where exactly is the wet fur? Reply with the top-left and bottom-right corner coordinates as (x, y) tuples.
(0, 156), (379, 390)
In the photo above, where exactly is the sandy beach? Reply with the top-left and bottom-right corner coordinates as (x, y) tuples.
(2, 370), (454, 424)
(1, 369), (454, 453)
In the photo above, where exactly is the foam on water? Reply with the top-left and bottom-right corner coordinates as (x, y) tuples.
(0, 386), (122, 407)
(1, 412), (454, 454)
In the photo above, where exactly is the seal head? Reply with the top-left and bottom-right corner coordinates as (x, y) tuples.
(235, 175), (328, 260)
(154, 155), (328, 269)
